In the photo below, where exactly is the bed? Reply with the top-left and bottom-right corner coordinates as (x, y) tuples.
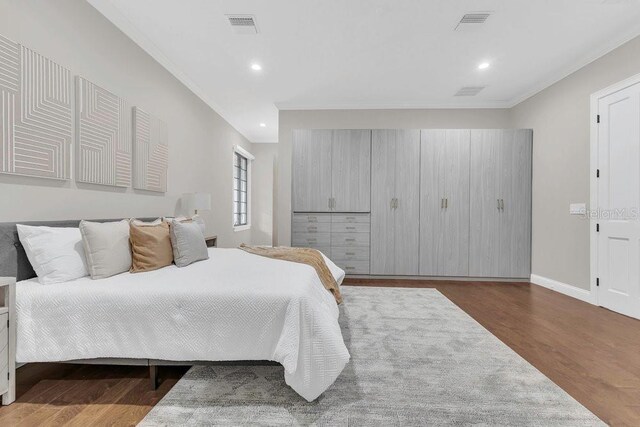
(0, 220), (350, 402)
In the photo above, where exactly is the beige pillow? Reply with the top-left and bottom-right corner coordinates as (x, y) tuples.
(129, 220), (173, 273)
(80, 220), (131, 279)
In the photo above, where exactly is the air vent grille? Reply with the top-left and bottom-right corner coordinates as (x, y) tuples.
(226, 15), (258, 34)
(459, 13), (491, 24)
(455, 12), (491, 31)
(454, 86), (485, 97)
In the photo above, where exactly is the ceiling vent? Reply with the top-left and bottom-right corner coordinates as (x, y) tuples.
(454, 86), (485, 96)
(226, 14), (258, 34)
(455, 12), (491, 30)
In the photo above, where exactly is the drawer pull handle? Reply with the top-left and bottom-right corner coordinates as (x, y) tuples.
(345, 267), (355, 270)
(346, 238), (356, 242)
(346, 226), (356, 230)
(346, 252), (355, 256)
(307, 239), (317, 242)
(346, 217), (355, 220)
(308, 226), (317, 230)
(308, 216), (317, 220)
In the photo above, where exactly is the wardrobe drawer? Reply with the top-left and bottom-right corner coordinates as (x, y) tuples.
(331, 222), (370, 233)
(293, 213), (331, 223)
(332, 232), (370, 247)
(337, 261), (370, 275)
(292, 232), (331, 247)
(293, 222), (331, 233)
(331, 214), (370, 223)
(331, 247), (370, 261)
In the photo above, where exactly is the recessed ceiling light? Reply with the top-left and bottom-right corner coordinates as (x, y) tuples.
(251, 63), (262, 71)
(478, 62), (490, 70)
(259, 123), (266, 127)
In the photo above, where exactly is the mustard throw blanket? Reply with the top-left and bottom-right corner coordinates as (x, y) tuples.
(238, 244), (343, 304)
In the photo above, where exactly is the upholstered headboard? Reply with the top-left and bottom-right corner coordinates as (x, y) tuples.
(0, 218), (156, 281)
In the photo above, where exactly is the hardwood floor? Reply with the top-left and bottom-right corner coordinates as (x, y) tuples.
(1, 279), (638, 426)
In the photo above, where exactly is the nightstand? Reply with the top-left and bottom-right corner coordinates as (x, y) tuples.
(0, 277), (15, 405)
(205, 236), (218, 248)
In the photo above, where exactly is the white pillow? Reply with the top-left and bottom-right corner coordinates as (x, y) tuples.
(79, 220), (132, 279)
(17, 225), (89, 285)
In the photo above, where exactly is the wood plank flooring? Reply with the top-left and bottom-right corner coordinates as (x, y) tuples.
(0, 279), (638, 426)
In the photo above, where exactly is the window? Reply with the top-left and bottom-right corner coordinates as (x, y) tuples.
(233, 145), (254, 230)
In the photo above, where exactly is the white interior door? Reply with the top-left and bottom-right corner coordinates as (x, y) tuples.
(597, 81), (640, 319)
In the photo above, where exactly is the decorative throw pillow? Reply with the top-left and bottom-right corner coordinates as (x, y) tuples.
(17, 225), (89, 284)
(129, 220), (173, 273)
(79, 220), (131, 279)
(163, 215), (206, 234)
(169, 219), (209, 267)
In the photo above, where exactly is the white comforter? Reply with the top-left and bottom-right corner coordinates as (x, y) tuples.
(16, 248), (350, 401)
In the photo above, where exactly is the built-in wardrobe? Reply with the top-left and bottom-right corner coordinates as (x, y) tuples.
(291, 128), (532, 279)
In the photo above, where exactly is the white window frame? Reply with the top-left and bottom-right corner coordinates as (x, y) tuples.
(233, 145), (254, 232)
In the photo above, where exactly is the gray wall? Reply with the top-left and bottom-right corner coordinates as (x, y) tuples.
(0, 0), (264, 248)
(510, 35), (640, 290)
(251, 144), (278, 246)
(276, 109), (511, 246)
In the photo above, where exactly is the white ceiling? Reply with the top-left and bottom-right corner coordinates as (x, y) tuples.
(88, 0), (640, 143)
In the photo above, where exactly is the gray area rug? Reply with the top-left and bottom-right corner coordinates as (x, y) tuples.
(140, 286), (603, 426)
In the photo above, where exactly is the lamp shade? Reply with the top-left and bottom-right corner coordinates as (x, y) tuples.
(183, 192), (211, 213)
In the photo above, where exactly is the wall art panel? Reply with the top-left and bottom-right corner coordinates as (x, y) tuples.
(133, 106), (168, 192)
(76, 76), (131, 186)
(0, 34), (72, 180)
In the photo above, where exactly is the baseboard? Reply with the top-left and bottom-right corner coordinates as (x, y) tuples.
(530, 274), (595, 304)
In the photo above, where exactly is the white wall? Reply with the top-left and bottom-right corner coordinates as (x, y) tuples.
(0, 0), (265, 248)
(276, 109), (511, 246)
(510, 35), (640, 291)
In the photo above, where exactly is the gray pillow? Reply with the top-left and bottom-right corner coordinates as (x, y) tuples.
(169, 220), (209, 267)
(79, 219), (132, 279)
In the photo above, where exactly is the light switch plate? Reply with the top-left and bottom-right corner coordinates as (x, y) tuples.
(570, 203), (586, 215)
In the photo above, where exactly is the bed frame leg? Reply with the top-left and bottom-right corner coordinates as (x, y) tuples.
(149, 365), (158, 390)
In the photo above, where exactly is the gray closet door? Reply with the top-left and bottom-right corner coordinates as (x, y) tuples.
(419, 130), (446, 275)
(332, 130), (371, 212)
(470, 129), (532, 278)
(442, 130), (470, 276)
(370, 130), (397, 274)
(502, 129), (532, 277)
(419, 130), (470, 276)
(292, 130), (332, 212)
(469, 130), (503, 276)
(394, 130), (421, 275)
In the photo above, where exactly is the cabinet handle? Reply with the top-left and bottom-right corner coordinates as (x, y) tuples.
(497, 199), (500, 210)
(441, 198), (444, 209)
(346, 251), (355, 256)
(445, 198), (448, 209)
(346, 226), (356, 230)
(328, 198), (332, 209)
(346, 238), (356, 242)
(395, 198), (399, 209)
(501, 199), (505, 211)
(346, 216), (355, 220)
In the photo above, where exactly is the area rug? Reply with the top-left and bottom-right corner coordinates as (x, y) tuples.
(140, 286), (603, 426)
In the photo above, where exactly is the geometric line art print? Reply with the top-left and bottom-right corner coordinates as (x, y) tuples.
(0, 34), (72, 180)
(133, 106), (168, 192)
(76, 76), (131, 187)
